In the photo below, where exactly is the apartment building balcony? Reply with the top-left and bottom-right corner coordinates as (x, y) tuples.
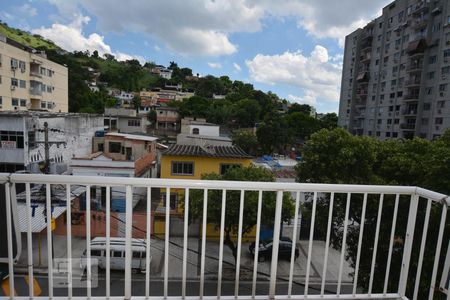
(404, 92), (420, 101)
(401, 108), (418, 116)
(412, 17), (429, 30)
(404, 79), (421, 87)
(356, 88), (368, 96)
(356, 71), (369, 83)
(359, 53), (371, 63)
(0, 173), (449, 300)
(411, 2), (429, 16)
(400, 123), (416, 130)
(406, 39), (427, 55)
(406, 63), (423, 73)
(29, 87), (42, 97)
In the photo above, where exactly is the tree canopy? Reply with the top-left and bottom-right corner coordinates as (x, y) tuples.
(186, 166), (295, 262)
(296, 128), (450, 297)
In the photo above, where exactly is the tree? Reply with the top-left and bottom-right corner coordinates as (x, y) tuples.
(256, 113), (290, 154)
(319, 113), (338, 129)
(232, 129), (258, 155)
(286, 112), (322, 141)
(232, 99), (261, 128)
(295, 128), (450, 298)
(148, 110), (157, 124)
(186, 166), (295, 262)
(132, 95), (141, 112)
(288, 103), (312, 115)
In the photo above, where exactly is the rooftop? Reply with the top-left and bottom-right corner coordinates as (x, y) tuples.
(163, 144), (252, 158)
(106, 132), (158, 142)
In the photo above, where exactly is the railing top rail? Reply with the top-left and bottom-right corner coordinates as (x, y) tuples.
(0, 173), (448, 205)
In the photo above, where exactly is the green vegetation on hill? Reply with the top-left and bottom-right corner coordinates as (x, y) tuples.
(0, 22), (60, 50)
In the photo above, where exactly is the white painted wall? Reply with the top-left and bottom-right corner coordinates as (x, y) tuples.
(187, 124), (219, 136)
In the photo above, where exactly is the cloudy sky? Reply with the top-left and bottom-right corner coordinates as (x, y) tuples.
(1, 0), (392, 113)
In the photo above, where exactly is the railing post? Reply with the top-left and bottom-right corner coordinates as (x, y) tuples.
(124, 185), (133, 300)
(398, 194), (419, 296)
(269, 190), (283, 299)
(5, 180), (14, 300)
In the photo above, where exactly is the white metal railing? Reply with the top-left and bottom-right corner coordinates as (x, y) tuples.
(0, 173), (449, 300)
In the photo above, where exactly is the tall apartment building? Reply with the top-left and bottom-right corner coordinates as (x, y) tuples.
(338, 0), (450, 140)
(0, 34), (68, 112)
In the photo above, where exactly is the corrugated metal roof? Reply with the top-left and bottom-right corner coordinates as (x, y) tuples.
(106, 132), (158, 142)
(18, 204), (66, 233)
(15, 184), (85, 233)
(163, 144), (252, 159)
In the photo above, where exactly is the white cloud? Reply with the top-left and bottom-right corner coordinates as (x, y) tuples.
(17, 4), (38, 17)
(233, 62), (242, 72)
(32, 14), (144, 63)
(44, 0), (390, 54)
(153, 45), (161, 51)
(254, 0), (391, 46)
(288, 93), (316, 106)
(208, 62), (222, 69)
(246, 45), (341, 105)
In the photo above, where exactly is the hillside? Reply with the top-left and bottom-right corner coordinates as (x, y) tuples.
(0, 22), (60, 50)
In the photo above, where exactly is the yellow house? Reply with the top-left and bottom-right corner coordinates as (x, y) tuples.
(155, 144), (254, 239)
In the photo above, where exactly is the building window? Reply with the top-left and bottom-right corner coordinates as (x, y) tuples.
(47, 85), (52, 93)
(47, 69), (53, 77)
(10, 58), (18, 69)
(423, 103), (431, 110)
(40, 67), (46, 75)
(442, 67), (450, 75)
(20, 99), (27, 107)
(98, 143), (104, 152)
(19, 80), (26, 88)
(11, 98), (19, 106)
(428, 72), (435, 80)
(393, 132), (398, 138)
(220, 163), (241, 175)
(439, 84), (448, 92)
(429, 55), (437, 64)
(109, 142), (122, 153)
(394, 119), (400, 124)
(171, 161), (194, 176)
(386, 132), (391, 137)
(41, 84), (46, 92)
(437, 101), (445, 108)
(435, 117), (443, 125)
(0, 131), (24, 149)
(0, 96), (2, 108)
(444, 49), (450, 58)
(28, 131), (36, 149)
(127, 120), (141, 127)
(192, 128), (200, 135)
(11, 78), (18, 87)
(41, 101), (47, 109)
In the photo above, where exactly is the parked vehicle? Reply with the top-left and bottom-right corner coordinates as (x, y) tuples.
(81, 237), (149, 273)
(249, 237), (299, 262)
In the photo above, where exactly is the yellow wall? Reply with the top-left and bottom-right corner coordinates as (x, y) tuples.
(160, 155), (252, 180)
(156, 154), (253, 238)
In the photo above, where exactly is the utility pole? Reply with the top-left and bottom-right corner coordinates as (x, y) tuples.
(36, 122), (66, 174)
(44, 122), (50, 174)
(35, 122), (66, 260)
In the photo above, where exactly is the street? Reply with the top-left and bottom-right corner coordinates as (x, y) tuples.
(3, 271), (355, 297)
